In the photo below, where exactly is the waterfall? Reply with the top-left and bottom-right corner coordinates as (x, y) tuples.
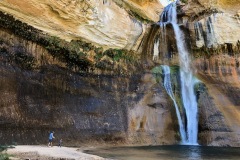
(159, 2), (199, 145)
(160, 23), (166, 44)
(170, 3), (198, 145)
(206, 17), (217, 48)
(161, 65), (187, 143)
(153, 38), (160, 61)
(194, 22), (204, 48)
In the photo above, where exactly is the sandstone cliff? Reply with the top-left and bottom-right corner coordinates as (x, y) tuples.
(0, 2), (175, 145)
(179, 0), (240, 146)
(0, 0), (240, 147)
(139, 0), (240, 146)
(0, 28), (177, 145)
(0, 0), (163, 50)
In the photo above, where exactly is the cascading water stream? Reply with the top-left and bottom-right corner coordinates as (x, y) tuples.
(206, 17), (217, 48)
(159, 2), (199, 145)
(170, 3), (198, 145)
(153, 39), (160, 61)
(161, 65), (187, 143)
(194, 22), (204, 48)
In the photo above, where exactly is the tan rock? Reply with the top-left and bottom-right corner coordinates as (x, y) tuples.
(114, 0), (164, 22)
(127, 73), (176, 145)
(215, 0), (240, 14)
(213, 13), (240, 45)
(0, 0), (147, 49)
(192, 13), (240, 46)
(183, 0), (240, 16)
(183, 0), (240, 47)
(194, 54), (240, 146)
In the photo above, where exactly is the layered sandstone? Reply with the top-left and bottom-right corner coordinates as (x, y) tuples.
(183, 0), (240, 15)
(113, 0), (164, 22)
(0, 0), (145, 49)
(180, 0), (240, 146)
(0, 0), (240, 147)
(187, 13), (240, 49)
(180, 0), (240, 47)
(0, 26), (176, 146)
(194, 54), (240, 146)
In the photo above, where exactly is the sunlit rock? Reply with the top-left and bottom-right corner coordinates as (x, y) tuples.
(114, 0), (164, 22)
(0, 0), (146, 49)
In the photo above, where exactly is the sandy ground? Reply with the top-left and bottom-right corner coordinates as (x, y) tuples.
(5, 145), (110, 160)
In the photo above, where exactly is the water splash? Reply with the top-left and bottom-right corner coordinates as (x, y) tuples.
(161, 65), (187, 143)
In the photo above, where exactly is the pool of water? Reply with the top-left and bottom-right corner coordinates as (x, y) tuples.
(84, 145), (240, 160)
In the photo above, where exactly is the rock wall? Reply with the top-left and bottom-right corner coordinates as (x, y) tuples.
(138, 1), (240, 146)
(0, 0), (146, 49)
(182, 0), (240, 15)
(187, 13), (239, 49)
(180, 0), (240, 146)
(0, 0), (239, 147)
(127, 73), (177, 145)
(179, 0), (240, 48)
(113, 0), (163, 22)
(194, 54), (240, 146)
(0, 27), (177, 146)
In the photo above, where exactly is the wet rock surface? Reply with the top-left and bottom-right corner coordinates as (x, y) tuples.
(0, 27), (177, 146)
(195, 55), (240, 146)
(0, 0), (240, 148)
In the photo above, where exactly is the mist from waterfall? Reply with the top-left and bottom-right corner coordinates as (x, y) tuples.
(159, 2), (199, 145)
(161, 65), (187, 143)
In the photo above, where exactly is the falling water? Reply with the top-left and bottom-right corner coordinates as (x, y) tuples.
(161, 65), (187, 143)
(159, 2), (199, 145)
(170, 3), (198, 145)
(194, 22), (204, 48)
(206, 17), (217, 48)
(160, 23), (167, 44)
(153, 39), (160, 61)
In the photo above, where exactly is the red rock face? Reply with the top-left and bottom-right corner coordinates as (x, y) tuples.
(0, 0), (239, 147)
(176, 0), (240, 146)
(195, 54), (240, 104)
(194, 54), (240, 146)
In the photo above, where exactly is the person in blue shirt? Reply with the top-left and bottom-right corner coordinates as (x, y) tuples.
(48, 131), (55, 147)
